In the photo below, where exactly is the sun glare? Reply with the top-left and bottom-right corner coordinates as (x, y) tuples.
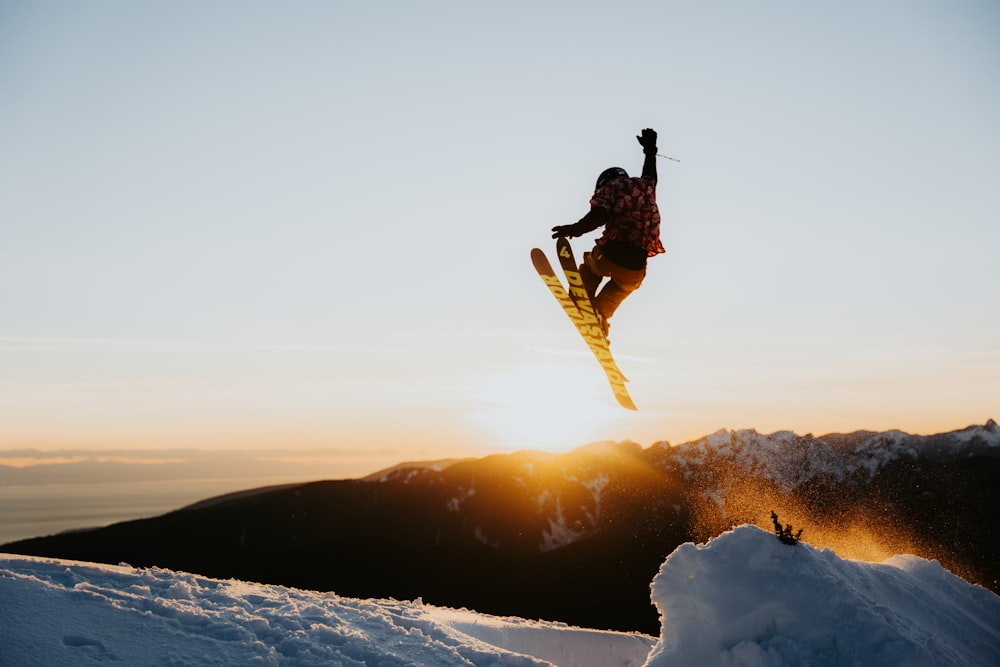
(471, 356), (620, 452)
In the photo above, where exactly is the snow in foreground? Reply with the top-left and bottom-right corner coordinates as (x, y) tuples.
(647, 526), (1000, 666)
(0, 555), (653, 667)
(2, 526), (999, 667)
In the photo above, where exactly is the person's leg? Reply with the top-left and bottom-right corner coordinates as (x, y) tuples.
(595, 264), (646, 320)
(579, 252), (604, 300)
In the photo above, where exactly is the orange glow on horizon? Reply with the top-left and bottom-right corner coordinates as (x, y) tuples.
(468, 357), (625, 452)
(0, 456), (89, 468)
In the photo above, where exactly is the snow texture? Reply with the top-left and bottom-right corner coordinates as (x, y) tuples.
(0, 554), (653, 667)
(3, 525), (999, 666)
(645, 526), (1000, 667)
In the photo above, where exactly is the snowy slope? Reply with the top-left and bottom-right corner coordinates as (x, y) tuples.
(0, 553), (654, 667)
(3, 526), (999, 667)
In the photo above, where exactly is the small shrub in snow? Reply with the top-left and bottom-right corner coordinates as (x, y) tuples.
(770, 511), (803, 546)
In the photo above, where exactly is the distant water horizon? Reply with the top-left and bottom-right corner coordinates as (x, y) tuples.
(0, 476), (316, 545)
(0, 446), (443, 544)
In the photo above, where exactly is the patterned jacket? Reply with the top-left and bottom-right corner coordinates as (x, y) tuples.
(587, 176), (664, 268)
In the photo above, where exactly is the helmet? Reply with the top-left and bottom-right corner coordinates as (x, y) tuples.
(595, 167), (628, 190)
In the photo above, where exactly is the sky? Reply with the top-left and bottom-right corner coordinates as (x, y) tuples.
(2, 1), (998, 461)
(3, 525), (998, 665)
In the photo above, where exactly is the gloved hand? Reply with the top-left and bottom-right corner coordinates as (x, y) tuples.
(637, 128), (657, 155)
(551, 224), (578, 239)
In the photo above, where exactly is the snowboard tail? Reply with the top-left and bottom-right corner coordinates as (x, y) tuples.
(531, 244), (636, 410)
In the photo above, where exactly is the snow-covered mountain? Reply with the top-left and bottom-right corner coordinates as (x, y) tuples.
(375, 420), (1000, 550)
(3, 421), (998, 635)
(660, 419), (1000, 491)
(3, 526), (998, 666)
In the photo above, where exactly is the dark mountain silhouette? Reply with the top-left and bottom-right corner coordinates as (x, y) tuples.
(4, 421), (998, 635)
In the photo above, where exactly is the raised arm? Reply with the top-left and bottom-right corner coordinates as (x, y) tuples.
(637, 128), (657, 184)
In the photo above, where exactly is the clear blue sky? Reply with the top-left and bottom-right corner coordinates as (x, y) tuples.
(2, 1), (998, 458)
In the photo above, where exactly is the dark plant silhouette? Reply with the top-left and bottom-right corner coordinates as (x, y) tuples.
(771, 511), (803, 545)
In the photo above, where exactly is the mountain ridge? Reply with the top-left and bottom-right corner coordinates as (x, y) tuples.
(3, 420), (997, 634)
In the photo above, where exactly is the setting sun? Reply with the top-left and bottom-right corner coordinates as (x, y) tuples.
(469, 353), (622, 451)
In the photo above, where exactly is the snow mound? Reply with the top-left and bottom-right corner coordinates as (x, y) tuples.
(645, 525), (1000, 667)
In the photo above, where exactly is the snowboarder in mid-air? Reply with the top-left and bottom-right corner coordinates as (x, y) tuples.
(550, 128), (664, 338)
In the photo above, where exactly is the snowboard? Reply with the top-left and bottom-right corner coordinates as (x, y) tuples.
(531, 240), (637, 410)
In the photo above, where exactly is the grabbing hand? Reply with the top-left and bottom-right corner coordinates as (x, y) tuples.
(637, 128), (657, 155)
(551, 224), (576, 239)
